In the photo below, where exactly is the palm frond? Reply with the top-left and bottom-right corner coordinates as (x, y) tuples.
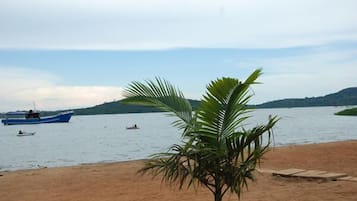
(122, 77), (193, 129)
(196, 70), (261, 149)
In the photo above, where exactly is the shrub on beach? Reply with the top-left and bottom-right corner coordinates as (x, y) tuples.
(122, 69), (278, 201)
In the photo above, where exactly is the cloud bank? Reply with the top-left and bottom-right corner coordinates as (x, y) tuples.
(0, 67), (124, 112)
(250, 47), (357, 103)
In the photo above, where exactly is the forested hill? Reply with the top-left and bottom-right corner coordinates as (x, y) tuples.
(70, 87), (357, 115)
(255, 87), (357, 108)
(2, 87), (357, 117)
(70, 99), (201, 116)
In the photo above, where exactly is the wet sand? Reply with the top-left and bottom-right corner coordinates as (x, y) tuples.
(1, 140), (356, 201)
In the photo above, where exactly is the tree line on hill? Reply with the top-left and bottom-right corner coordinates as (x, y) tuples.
(68, 87), (357, 115)
(1, 87), (357, 118)
(254, 87), (357, 108)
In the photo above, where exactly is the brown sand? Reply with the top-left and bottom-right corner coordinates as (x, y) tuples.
(1, 140), (356, 201)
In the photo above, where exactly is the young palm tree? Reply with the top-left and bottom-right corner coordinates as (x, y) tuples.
(121, 69), (278, 201)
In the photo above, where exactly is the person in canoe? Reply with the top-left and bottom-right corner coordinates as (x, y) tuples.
(17, 130), (35, 136)
(126, 124), (139, 129)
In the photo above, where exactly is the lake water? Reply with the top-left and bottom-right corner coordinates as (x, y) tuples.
(1, 106), (356, 171)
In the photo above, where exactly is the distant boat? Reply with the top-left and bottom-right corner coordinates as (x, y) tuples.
(126, 124), (139, 130)
(1, 110), (74, 125)
(17, 130), (36, 137)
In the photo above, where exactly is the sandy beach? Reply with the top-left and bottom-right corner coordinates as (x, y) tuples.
(1, 140), (356, 201)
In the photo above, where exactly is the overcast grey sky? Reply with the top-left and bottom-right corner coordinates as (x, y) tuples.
(1, 0), (357, 49)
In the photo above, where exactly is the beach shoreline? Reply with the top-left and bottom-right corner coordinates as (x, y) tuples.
(1, 140), (357, 201)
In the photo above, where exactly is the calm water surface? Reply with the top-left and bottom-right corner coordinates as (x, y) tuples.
(0, 106), (356, 171)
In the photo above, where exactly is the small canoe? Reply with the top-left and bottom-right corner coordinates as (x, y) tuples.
(126, 125), (139, 129)
(17, 131), (36, 137)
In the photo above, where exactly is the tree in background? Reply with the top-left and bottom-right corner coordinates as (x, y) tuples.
(122, 69), (278, 201)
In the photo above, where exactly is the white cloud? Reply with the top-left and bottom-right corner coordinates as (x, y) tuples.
(1, 0), (357, 50)
(0, 67), (124, 112)
(249, 47), (357, 104)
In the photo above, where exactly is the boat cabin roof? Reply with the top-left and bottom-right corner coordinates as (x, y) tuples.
(6, 111), (40, 115)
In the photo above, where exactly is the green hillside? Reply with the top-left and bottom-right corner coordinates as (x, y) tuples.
(68, 87), (357, 115)
(255, 87), (357, 108)
(1, 87), (357, 117)
(71, 99), (201, 116)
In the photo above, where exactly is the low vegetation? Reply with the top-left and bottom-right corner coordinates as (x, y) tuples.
(335, 107), (357, 116)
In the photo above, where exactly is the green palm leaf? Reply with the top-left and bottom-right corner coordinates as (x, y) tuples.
(121, 77), (193, 129)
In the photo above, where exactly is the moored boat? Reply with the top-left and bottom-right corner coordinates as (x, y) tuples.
(1, 110), (74, 125)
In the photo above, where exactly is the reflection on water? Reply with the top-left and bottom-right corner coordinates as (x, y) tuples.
(0, 106), (356, 171)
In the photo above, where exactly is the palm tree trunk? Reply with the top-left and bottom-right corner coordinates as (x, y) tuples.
(214, 189), (223, 201)
(214, 178), (223, 201)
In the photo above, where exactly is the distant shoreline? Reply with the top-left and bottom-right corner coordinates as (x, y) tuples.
(2, 86), (357, 116)
(3, 105), (356, 118)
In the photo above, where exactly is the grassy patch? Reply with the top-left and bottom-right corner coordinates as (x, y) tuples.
(335, 107), (357, 116)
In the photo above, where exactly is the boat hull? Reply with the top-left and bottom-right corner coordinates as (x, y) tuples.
(1, 111), (74, 125)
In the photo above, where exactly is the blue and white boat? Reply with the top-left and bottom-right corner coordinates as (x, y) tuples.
(1, 110), (74, 125)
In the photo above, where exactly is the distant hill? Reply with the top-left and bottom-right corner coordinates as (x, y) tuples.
(255, 87), (357, 108)
(69, 87), (357, 115)
(2, 87), (357, 118)
(0, 99), (200, 118)
(70, 99), (201, 116)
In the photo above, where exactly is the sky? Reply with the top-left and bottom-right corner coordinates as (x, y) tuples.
(1, 0), (357, 112)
